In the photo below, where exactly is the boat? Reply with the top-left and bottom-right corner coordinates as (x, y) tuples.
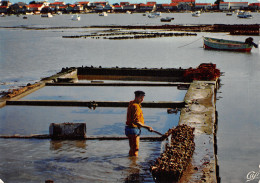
(126, 11), (131, 14)
(235, 10), (240, 14)
(41, 13), (53, 18)
(99, 12), (108, 16)
(203, 37), (258, 52)
(23, 16), (28, 19)
(71, 14), (80, 21)
(0, 13), (5, 17)
(148, 14), (157, 18)
(160, 17), (174, 22)
(237, 11), (252, 18)
(148, 12), (161, 18)
(192, 11), (201, 17)
(143, 11), (149, 16)
(226, 12), (232, 16)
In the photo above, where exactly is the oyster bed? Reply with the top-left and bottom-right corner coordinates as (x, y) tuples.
(150, 124), (195, 182)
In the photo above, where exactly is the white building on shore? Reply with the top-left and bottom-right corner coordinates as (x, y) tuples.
(229, 2), (248, 9)
(219, 2), (249, 10)
(195, 3), (212, 10)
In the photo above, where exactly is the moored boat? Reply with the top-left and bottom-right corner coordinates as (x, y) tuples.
(99, 12), (108, 16)
(237, 11), (252, 18)
(160, 17), (174, 22)
(71, 14), (80, 21)
(148, 12), (161, 18)
(203, 37), (258, 52)
(41, 13), (53, 18)
(192, 11), (201, 17)
(226, 12), (232, 16)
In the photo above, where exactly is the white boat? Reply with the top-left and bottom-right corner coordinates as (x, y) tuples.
(0, 13), (5, 17)
(41, 13), (53, 18)
(235, 10), (240, 14)
(237, 11), (252, 18)
(99, 12), (108, 16)
(148, 12), (161, 18)
(148, 14), (156, 18)
(71, 14), (80, 21)
(192, 11), (201, 17)
(126, 11), (131, 14)
(226, 12), (232, 16)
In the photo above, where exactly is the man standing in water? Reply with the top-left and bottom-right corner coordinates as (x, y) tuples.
(125, 90), (154, 157)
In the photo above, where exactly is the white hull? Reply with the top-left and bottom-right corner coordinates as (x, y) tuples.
(71, 15), (80, 21)
(192, 11), (201, 17)
(99, 12), (108, 16)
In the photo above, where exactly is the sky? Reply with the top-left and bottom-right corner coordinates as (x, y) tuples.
(6, 0), (260, 6)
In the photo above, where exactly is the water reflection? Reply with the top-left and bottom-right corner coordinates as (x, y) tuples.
(50, 140), (87, 151)
(22, 86), (186, 102)
(125, 157), (142, 183)
(0, 130), (161, 182)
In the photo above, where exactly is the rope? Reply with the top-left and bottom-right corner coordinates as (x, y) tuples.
(178, 36), (203, 48)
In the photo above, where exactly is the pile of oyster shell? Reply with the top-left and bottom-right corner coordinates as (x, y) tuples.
(151, 124), (195, 182)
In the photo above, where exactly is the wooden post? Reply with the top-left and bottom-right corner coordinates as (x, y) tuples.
(45, 180), (54, 183)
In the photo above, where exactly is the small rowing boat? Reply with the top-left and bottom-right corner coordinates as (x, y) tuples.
(71, 14), (80, 21)
(237, 11), (252, 18)
(41, 13), (53, 18)
(99, 12), (108, 16)
(203, 37), (258, 52)
(192, 11), (201, 17)
(160, 17), (174, 22)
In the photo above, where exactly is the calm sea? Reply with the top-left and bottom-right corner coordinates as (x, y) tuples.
(0, 13), (260, 182)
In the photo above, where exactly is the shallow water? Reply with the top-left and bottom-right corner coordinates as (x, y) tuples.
(22, 86), (186, 101)
(0, 139), (161, 183)
(0, 106), (180, 136)
(0, 13), (260, 182)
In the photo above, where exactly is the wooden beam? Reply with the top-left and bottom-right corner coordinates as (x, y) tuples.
(45, 82), (190, 87)
(0, 135), (162, 141)
(85, 136), (162, 141)
(0, 101), (6, 108)
(6, 100), (186, 108)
